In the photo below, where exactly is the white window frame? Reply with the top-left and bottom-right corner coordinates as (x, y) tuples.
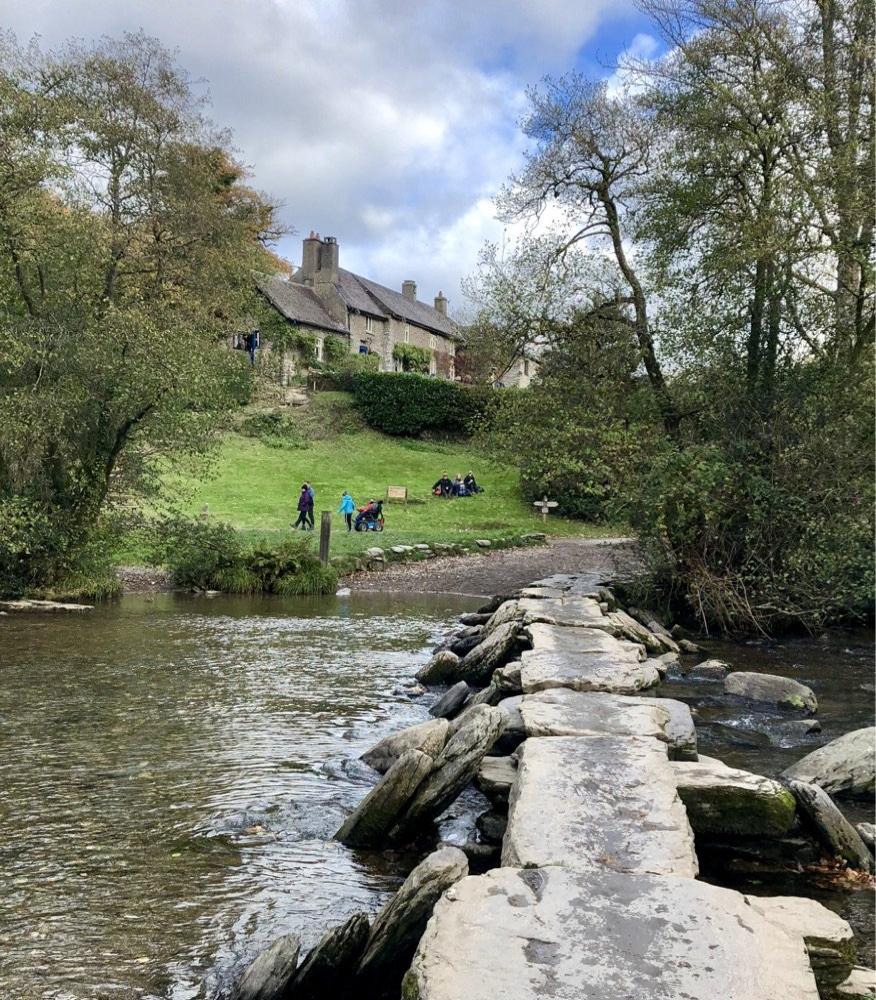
(429, 334), (436, 349)
(404, 323), (410, 343)
(315, 337), (324, 362)
(365, 315), (374, 334)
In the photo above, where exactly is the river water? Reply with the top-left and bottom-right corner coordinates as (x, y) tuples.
(0, 593), (476, 1000)
(0, 595), (873, 999)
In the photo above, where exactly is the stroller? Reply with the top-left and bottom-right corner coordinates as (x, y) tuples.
(354, 500), (385, 532)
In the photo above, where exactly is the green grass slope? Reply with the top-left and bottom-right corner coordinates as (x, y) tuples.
(162, 392), (619, 557)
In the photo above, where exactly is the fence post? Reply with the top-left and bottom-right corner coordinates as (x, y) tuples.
(319, 511), (332, 566)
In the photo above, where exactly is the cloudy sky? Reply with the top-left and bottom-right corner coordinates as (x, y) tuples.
(3, 0), (660, 310)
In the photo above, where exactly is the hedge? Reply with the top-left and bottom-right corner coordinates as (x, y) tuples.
(350, 370), (495, 436)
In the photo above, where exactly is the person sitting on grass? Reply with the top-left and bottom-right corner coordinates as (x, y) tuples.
(338, 490), (356, 532)
(451, 474), (466, 497)
(464, 470), (483, 494)
(433, 472), (453, 497)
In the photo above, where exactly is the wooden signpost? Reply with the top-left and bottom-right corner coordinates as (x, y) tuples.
(319, 511), (332, 565)
(533, 495), (558, 523)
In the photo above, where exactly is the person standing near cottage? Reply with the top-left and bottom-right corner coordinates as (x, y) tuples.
(337, 490), (356, 531)
(293, 484), (313, 530)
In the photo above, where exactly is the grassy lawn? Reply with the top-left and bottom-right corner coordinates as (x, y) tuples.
(122, 393), (622, 564)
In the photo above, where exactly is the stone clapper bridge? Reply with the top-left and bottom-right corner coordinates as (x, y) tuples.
(232, 573), (873, 1000)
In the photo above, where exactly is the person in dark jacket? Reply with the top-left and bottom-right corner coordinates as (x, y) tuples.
(433, 472), (453, 497)
(463, 471), (482, 494)
(303, 481), (315, 528)
(293, 484), (314, 529)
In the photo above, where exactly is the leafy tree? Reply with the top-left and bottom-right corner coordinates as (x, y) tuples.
(0, 32), (282, 593)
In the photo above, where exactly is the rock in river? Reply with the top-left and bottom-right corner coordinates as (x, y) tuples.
(287, 912), (369, 999)
(416, 650), (461, 686)
(356, 846), (468, 989)
(389, 706), (505, 842)
(671, 756), (797, 838)
(360, 719), (449, 774)
(336, 749), (433, 848)
(231, 934), (301, 1000)
(457, 621), (522, 686)
(789, 780), (874, 873)
(428, 681), (471, 720)
(782, 727), (875, 800)
(724, 671), (818, 713)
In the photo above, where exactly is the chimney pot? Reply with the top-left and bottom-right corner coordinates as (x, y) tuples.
(402, 280), (417, 302)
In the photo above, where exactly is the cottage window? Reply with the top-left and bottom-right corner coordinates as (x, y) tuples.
(449, 342), (456, 357)
(429, 334), (436, 349)
(359, 341), (369, 354)
(365, 315), (374, 334)
(430, 355), (437, 376)
(403, 323), (410, 343)
(316, 337), (324, 362)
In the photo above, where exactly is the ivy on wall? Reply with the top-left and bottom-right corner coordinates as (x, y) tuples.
(392, 342), (432, 374)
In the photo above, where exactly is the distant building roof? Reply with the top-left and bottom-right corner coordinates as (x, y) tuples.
(352, 273), (461, 340)
(256, 274), (347, 334)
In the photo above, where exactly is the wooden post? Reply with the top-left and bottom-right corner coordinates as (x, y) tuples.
(319, 511), (332, 566)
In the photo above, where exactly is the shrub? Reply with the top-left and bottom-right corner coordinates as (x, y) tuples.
(316, 352), (379, 390)
(351, 371), (494, 437)
(239, 410), (304, 448)
(150, 519), (337, 595)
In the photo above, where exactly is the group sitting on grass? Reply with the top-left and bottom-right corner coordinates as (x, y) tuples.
(432, 471), (483, 498)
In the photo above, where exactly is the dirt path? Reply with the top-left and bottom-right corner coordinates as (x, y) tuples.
(343, 537), (640, 598)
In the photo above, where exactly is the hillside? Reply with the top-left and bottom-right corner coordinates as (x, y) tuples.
(162, 392), (618, 556)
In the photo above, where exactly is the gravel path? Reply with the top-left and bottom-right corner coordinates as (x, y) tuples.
(343, 537), (640, 598)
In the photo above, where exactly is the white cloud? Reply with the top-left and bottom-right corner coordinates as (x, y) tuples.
(2, 0), (634, 303)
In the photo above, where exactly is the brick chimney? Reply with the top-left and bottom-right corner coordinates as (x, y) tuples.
(317, 235), (339, 284)
(434, 291), (448, 316)
(300, 231), (322, 284)
(402, 279), (417, 302)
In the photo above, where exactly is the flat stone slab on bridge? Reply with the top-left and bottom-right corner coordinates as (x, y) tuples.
(519, 688), (697, 760)
(502, 735), (698, 877)
(405, 866), (821, 1000)
(520, 623), (660, 695)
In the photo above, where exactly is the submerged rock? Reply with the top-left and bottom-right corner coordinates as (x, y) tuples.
(335, 749), (433, 848)
(231, 934), (300, 1000)
(360, 719), (449, 774)
(724, 671), (818, 713)
(475, 808), (507, 844)
(789, 780), (874, 872)
(782, 727), (875, 799)
(287, 912), (369, 999)
(671, 756), (797, 838)
(356, 846), (468, 989)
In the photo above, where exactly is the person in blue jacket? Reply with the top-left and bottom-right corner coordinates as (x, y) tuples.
(338, 490), (356, 531)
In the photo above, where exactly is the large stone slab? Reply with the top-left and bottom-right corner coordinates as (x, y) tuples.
(782, 727), (875, 800)
(518, 689), (696, 760)
(404, 867), (821, 1000)
(517, 596), (607, 628)
(672, 756), (797, 838)
(519, 623), (659, 695)
(502, 735), (698, 877)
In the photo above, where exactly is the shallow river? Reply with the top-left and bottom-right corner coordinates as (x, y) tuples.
(0, 593), (476, 1000)
(0, 595), (873, 998)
